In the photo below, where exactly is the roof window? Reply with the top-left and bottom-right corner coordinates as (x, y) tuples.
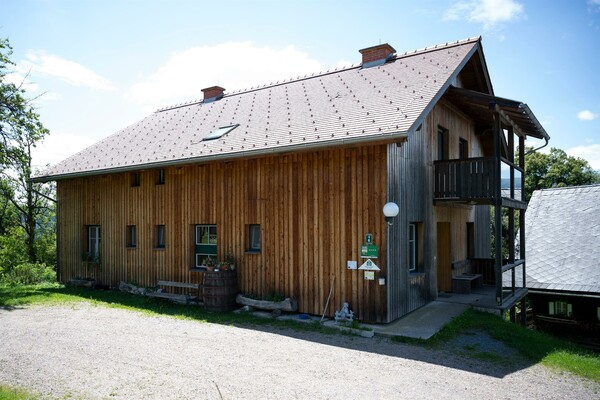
(203, 124), (239, 141)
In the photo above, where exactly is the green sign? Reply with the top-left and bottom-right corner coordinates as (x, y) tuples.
(360, 244), (378, 258)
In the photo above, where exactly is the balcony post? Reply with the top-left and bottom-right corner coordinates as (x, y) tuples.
(492, 108), (503, 306)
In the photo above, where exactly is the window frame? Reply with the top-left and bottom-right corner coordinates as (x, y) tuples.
(437, 126), (449, 161)
(154, 225), (166, 249)
(131, 172), (141, 187)
(548, 300), (573, 318)
(247, 224), (261, 252)
(408, 223), (417, 272)
(87, 225), (101, 262)
(156, 169), (165, 185)
(194, 224), (217, 268)
(126, 225), (137, 248)
(459, 138), (468, 159)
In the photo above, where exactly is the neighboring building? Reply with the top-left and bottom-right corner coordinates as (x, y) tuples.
(33, 37), (548, 323)
(525, 185), (600, 342)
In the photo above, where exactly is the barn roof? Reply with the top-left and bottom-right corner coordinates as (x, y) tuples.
(525, 185), (600, 295)
(32, 37), (545, 182)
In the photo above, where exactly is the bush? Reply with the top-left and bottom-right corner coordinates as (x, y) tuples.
(2, 262), (56, 286)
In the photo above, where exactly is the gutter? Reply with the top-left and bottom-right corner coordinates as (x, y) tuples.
(31, 132), (409, 183)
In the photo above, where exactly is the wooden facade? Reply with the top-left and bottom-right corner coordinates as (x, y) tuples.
(57, 145), (391, 322)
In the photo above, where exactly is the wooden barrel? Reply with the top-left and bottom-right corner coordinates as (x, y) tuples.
(202, 270), (238, 312)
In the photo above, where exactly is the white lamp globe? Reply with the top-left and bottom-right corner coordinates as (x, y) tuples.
(383, 202), (400, 218)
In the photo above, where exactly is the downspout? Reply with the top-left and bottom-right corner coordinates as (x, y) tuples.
(524, 135), (549, 156)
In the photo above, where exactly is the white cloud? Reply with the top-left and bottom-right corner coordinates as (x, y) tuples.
(126, 42), (326, 111)
(577, 109), (598, 121)
(4, 71), (39, 92)
(19, 51), (115, 91)
(444, 0), (524, 30)
(567, 144), (600, 170)
(31, 131), (97, 169)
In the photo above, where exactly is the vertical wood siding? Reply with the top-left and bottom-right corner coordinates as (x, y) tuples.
(57, 145), (389, 322)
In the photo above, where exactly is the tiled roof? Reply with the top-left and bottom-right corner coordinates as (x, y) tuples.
(34, 38), (481, 181)
(525, 185), (600, 294)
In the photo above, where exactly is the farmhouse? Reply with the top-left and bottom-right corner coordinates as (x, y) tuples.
(524, 185), (600, 344)
(34, 37), (549, 323)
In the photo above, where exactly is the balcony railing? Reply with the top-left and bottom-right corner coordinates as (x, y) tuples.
(434, 157), (497, 202)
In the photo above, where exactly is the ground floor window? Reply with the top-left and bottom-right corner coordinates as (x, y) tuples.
(86, 225), (101, 262)
(195, 224), (217, 267)
(154, 225), (166, 249)
(126, 225), (137, 248)
(247, 224), (261, 252)
(549, 300), (572, 318)
(408, 222), (423, 272)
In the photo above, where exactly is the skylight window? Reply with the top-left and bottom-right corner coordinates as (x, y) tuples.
(203, 124), (238, 141)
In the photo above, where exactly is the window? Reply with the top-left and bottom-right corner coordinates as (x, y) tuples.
(195, 224), (217, 267)
(131, 172), (140, 187)
(154, 225), (166, 249)
(248, 224), (261, 252)
(203, 124), (239, 141)
(437, 126), (449, 160)
(156, 169), (165, 185)
(548, 300), (572, 318)
(86, 225), (101, 262)
(126, 225), (137, 248)
(408, 223), (417, 272)
(459, 138), (468, 159)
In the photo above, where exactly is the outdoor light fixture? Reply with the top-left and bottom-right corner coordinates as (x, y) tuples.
(383, 202), (400, 225)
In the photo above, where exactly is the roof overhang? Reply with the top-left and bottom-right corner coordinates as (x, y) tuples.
(444, 86), (550, 141)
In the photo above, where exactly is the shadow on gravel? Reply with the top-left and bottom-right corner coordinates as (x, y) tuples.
(16, 285), (551, 379)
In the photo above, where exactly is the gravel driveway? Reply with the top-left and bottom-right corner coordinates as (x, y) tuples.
(1, 303), (598, 399)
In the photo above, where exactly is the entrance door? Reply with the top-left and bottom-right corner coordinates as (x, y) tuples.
(437, 222), (452, 292)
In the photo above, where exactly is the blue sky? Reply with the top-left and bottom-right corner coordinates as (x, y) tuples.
(2, 0), (600, 170)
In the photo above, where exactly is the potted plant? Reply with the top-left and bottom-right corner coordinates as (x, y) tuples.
(219, 252), (235, 271)
(203, 256), (217, 271)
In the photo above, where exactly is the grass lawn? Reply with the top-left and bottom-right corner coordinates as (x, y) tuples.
(0, 384), (37, 400)
(2, 284), (599, 384)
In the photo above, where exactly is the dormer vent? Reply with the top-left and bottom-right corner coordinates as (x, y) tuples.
(359, 43), (396, 68)
(202, 86), (225, 102)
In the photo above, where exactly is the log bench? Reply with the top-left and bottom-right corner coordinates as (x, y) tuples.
(451, 273), (483, 294)
(146, 280), (200, 304)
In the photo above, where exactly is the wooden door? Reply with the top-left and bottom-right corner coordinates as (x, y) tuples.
(437, 222), (452, 292)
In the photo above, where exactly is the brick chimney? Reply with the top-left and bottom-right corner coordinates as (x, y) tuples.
(202, 86), (225, 102)
(359, 43), (396, 68)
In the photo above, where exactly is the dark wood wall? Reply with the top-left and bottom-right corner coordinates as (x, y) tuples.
(57, 145), (390, 322)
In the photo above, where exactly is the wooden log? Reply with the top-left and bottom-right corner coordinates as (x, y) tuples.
(236, 294), (298, 312)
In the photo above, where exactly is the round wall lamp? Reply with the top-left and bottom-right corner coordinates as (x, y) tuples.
(383, 202), (400, 225)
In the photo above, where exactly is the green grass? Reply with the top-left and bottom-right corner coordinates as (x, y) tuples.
(0, 384), (37, 399)
(0, 284), (338, 335)
(425, 309), (600, 383)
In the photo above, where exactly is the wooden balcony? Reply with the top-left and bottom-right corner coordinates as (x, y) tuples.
(434, 157), (497, 204)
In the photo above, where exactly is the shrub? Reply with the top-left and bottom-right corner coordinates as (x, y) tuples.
(2, 262), (56, 286)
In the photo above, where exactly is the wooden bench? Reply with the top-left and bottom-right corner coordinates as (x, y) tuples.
(146, 280), (200, 304)
(452, 273), (483, 294)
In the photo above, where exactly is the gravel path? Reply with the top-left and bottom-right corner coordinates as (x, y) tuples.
(1, 303), (598, 399)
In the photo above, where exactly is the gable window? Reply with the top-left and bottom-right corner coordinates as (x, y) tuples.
(247, 224), (261, 252)
(156, 169), (165, 185)
(459, 138), (468, 159)
(131, 172), (141, 187)
(195, 224), (217, 268)
(154, 225), (166, 249)
(408, 222), (423, 272)
(126, 225), (137, 248)
(437, 126), (449, 160)
(86, 225), (101, 262)
(203, 124), (239, 141)
(548, 300), (572, 318)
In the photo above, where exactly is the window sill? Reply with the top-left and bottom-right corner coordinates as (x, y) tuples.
(245, 250), (261, 254)
(190, 267), (206, 272)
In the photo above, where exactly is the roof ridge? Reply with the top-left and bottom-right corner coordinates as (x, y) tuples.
(536, 183), (600, 193)
(155, 37), (481, 114)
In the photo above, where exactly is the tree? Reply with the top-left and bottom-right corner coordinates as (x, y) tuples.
(0, 37), (53, 265)
(524, 147), (600, 201)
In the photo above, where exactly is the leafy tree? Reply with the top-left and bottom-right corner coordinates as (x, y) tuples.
(524, 147), (600, 200)
(0, 37), (54, 273)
